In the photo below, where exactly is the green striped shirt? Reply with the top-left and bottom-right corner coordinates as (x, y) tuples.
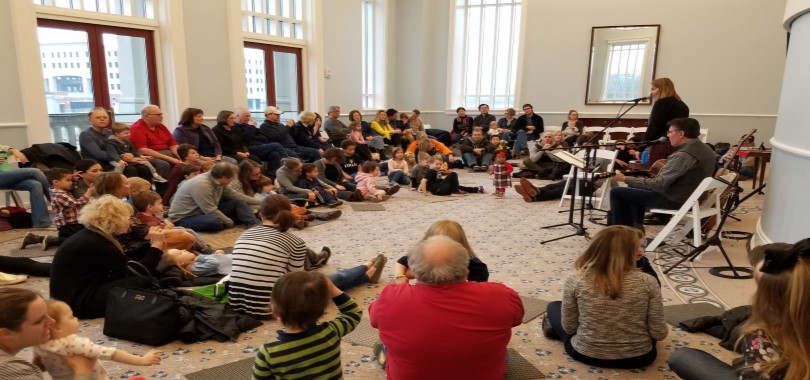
(252, 293), (362, 380)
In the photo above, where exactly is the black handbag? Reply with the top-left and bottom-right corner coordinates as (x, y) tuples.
(103, 262), (179, 346)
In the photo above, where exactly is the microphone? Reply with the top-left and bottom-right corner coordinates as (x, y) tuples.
(629, 96), (650, 103)
(637, 136), (669, 145)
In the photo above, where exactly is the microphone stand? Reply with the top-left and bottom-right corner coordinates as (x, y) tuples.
(540, 100), (644, 244)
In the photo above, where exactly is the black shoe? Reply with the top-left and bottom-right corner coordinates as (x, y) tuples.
(542, 315), (559, 340)
(315, 210), (342, 221)
(327, 200), (343, 208)
(644, 215), (671, 225)
(316, 247), (332, 266)
(351, 189), (364, 202)
(385, 184), (400, 196)
(20, 233), (44, 249)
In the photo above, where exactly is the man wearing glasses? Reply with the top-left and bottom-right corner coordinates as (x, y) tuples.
(130, 104), (182, 179)
(608, 117), (717, 230)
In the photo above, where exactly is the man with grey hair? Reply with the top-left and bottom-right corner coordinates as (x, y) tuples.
(168, 162), (260, 231)
(129, 104), (182, 178)
(369, 235), (523, 379)
(323, 105), (351, 147)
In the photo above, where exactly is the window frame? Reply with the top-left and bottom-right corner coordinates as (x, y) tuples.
(243, 41), (305, 113)
(37, 18), (160, 110)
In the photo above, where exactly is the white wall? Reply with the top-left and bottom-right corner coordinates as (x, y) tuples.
(0, 1), (29, 148)
(333, 0), (786, 145)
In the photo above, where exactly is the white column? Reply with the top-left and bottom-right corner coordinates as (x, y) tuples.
(755, 0), (810, 245)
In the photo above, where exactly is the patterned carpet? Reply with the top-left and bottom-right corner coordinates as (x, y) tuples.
(0, 167), (763, 379)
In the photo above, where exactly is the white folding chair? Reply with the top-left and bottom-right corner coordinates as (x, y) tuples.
(1, 189), (25, 208)
(559, 149), (618, 210)
(699, 128), (709, 143)
(644, 174), (736, 252)
(605, 127), (633, 143)
(631, 127), (647, 140)
(583, 126), (608, 143)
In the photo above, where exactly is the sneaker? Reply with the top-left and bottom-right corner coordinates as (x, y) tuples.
(369, 254), (388, 284)
(0, 272), (28, 286)
(19, 233), (44, 249)
(293, 220), (309, 229)
(152, 173), (169, 183)
(327, 200), (343, 208)
(352, 189), (364, 202)
(481, 164), (489, 172)
(477, 186), (485, 194)
(314, 210), (342, 221)
(316, 247), (332, 266)
(42, 236), (60, 250)
(365, 195), (380, 203)
(373, 342), (387, 368)
(385, 184), (400, 196)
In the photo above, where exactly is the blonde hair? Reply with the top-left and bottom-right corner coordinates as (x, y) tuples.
(574, 226), (641, 299)
(428, 155), (444, 164)
(46, 300), (71, 325)
(127, 177), (151, 194)
(421, 220), (476, 259)
(737, 256), (810, 380)
(78, 195), (133, 235)
(298, 111), (316, 124)
(651, 77), (681, 101)
(162, 249), (197, 277)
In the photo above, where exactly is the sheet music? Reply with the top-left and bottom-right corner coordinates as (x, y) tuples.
(551, 150), (586, 169)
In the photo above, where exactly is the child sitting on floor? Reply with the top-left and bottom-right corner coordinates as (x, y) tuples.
(162, 248), (232, 277)
(296, 163), (343, 208)
(22, 168), (95, 250)
(131, 190), (221, 254)
(355, 161), (399, 202)
(106, 122), (168, 183)
(386, 147), (411, 186)
(419, 155), (484, 196)
(35, 300), (162, 380)
(252, 271), (361, 380)
(409, 152), (430, 190)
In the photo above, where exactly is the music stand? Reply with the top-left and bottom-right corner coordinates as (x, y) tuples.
(662, 176), (753, 279)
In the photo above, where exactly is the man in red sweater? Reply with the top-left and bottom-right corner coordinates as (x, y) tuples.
(129, 105), (182, 178)
(369, 235), (524, 379)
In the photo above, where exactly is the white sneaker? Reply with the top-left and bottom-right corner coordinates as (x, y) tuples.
(0, 272), (28, 286)
(152, 173), (169, 183)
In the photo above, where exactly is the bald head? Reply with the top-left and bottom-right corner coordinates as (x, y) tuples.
(140, 105), (162, 127)
(408, 235), (469, 285)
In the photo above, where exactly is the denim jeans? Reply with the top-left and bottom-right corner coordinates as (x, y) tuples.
(368, 136), (385, 150)
(513, 130), (529, 153)
(175, 199), (257, 231)
(608, 187), (680, 228)
(327, 265), (369, 291)
(388, 171), (411, 185)
(462, 152), (492, 167)
(667, 348), (738, 380)
(0, 168), (52, 227)
(379, 161), (389, 175)
(249, 142), (287, 172)
(294, 146), (321, 162)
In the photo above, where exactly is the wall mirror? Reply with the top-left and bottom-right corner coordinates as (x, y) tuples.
(585, 25), (660, 105)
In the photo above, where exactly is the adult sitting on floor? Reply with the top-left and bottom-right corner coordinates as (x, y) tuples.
(608, 117), (716, 230)
(0, 288), (96, 379)
(50, 195), (167, 319)
(393, 220), (489, 284)
(514, 131), (568, 179)
(544, 226), (667, 368)
(459, 128), (494, 172)
(129, 105), (182, 179)
(259, 106), (321, 163)
(369, 235), (523, 379)
(168, 162), (260, 232)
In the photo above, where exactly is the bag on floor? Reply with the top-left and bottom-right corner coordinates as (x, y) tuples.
(103, 261), (180, 346)
(0, 206), (32, 229)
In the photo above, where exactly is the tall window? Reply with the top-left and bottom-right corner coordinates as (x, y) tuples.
(450, 0), (521, 110)
(602, 42), (646, 100)
(37, 19), (158, 146)
(244, 43), (304, 122)
(361, 0), (375, 109)
(32, 0), (155, 19)
(241, 0), (304, 40)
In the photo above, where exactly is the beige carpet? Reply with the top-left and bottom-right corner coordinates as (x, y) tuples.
(0, 169), (763, 379)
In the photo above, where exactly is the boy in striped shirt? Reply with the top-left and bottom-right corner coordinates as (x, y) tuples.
(253, 271), (362, 380)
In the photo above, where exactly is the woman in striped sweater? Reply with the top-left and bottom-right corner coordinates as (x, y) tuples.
(227, 195), (307, 319)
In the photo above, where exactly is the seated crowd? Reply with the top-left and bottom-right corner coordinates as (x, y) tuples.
(0, 100), (796, 380)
